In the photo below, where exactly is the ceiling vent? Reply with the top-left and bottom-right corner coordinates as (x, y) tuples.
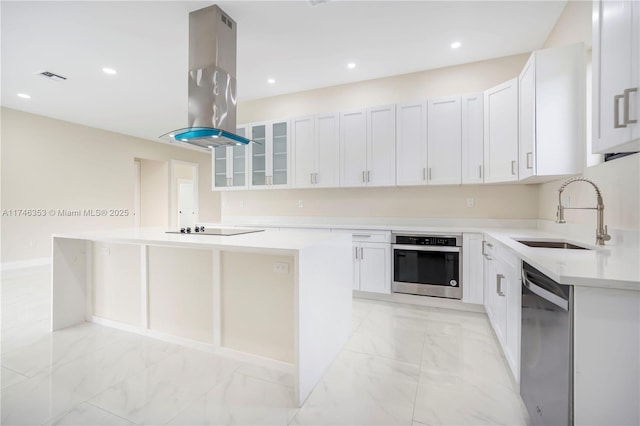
(36, 71), (67, 82)
(308, 0), (332, 5)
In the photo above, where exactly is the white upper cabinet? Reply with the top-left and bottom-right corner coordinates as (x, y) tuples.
(484, 78), (519, 183)
(340, 105), (396, 187)
(249, 120), (290, 189)
(367, 105), (397, 187)
(461, 93), (484, 184)
(340, 109), (368, 187)
(292, 113), (340, 189)
(592, 0), (639, 153)
(518, 44), (584, 182)
(396, 102), (428, 186)
(291, 116), (315, 188)
(427, 96), (462, 185)
(212, 126), (249, 191)
(315, 113), (341, 187)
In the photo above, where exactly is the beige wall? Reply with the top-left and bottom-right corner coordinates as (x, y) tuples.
(139, 159), (169, 227)
(543, 0), (592, 50)
(222, 185), (539, 220)
(230, 53), (532, 221)
(238, 53), (530, 124)
(538, 153), (640, 229)
(0, 107), (221, 263)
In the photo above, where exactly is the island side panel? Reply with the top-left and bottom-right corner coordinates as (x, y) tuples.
(92, 242), (142, 327)
(220, 252), (295, 363)
(147, 246), (214, 343)
(51, 237), (90, 331)
(296, 234), (352, 406)
(574, 286), (640, 425)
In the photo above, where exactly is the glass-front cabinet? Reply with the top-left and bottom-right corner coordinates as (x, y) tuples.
(211, 126), (249, 191)
(249, 120), (290, 188)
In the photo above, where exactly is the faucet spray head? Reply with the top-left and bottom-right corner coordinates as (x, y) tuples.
(556, 205), (566, 223)
(556, 188), (566, 224)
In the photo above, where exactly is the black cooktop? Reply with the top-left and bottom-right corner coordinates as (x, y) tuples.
(166, 227), (264, 236)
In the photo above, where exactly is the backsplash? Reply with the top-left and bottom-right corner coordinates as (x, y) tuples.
(221, 184), (539, 222)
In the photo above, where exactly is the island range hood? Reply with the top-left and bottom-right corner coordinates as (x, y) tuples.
(160, 5), (251, 150)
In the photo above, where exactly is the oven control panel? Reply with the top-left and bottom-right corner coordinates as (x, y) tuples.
(393, 235), (459, 246)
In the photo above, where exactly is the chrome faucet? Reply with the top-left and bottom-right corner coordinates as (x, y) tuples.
(556, 177), (611, 245)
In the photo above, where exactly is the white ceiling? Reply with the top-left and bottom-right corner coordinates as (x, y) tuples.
(1, 0), (567, 145)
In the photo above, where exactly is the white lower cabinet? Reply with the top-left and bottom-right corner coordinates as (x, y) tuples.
(462, 233), (484, 304)
(350, 231), (391, 294)
(482, 237), (521, 381)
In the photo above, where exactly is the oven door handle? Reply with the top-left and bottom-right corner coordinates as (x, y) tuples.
(392, 244), (461, 253)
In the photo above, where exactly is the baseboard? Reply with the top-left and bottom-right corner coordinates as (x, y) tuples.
(1, 257), (51, 271)
(90, 316), (294, 373)
(353, 290), (486, 313)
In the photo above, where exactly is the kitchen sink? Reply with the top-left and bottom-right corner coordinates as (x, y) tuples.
(516, 240), (591, 250)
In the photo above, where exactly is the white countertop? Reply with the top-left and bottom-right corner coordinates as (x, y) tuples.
(483, 228), (639, 291)
(208, 219), (640, 291)
(53, 227), (344, 254)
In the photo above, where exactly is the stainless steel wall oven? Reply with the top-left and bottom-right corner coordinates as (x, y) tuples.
(391, 233), (462, 299)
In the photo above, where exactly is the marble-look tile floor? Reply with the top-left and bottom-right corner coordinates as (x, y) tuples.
(1, 266), (529, 425)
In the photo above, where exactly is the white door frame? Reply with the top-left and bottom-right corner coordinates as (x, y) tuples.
(170, 160), (199, 228)
(134, 160), (141, 228)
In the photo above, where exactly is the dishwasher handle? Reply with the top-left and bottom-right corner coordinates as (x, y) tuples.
(522, 270), (569, 311)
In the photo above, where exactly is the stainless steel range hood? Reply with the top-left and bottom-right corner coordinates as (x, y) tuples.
(160, 5), (250, 150)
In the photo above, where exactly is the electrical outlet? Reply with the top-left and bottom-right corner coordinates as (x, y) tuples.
(466, 198), (475, 208)
(273, 262), (289, 274)
(240, 199), (244, 209)
(298, 200), (304, 208)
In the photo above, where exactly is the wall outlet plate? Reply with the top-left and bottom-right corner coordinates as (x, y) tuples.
(273, 262), (289, 274)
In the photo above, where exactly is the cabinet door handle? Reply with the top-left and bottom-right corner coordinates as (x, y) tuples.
(367, 170), (371, 182)
(496, 274), (505, 296)
(482, 241), (493, 257)
(624, 88), (638, 125)
(355, 246), (358, 260)
(310, 173), (313, 184)
(511, 160), (517, 175)
(526, 152), (533, 169)
(428, 168), (432, 181)
(360, 247), (364, 259)
(478, 165), (483, 179)
(614, 94), (626, 128)
(422, 168), (426, 181)
(314, 173), (318, 184)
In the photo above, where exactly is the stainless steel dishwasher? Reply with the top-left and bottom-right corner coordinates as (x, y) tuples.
(520, 262), (573, 426)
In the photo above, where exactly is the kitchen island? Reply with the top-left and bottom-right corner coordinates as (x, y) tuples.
(51, 227), (353, 406)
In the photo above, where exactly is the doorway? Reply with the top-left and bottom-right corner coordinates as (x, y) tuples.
(170, 161), (199, 229)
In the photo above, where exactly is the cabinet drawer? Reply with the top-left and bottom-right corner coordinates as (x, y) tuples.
(337, 229), (391, 243)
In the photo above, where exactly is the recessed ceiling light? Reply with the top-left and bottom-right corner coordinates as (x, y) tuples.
(267, 78), (275, 84)
(17, 93), (31, 99)
(102, 67), (117, 75)
(347, 62), (356, 69)
(450, 41), (462, 49)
